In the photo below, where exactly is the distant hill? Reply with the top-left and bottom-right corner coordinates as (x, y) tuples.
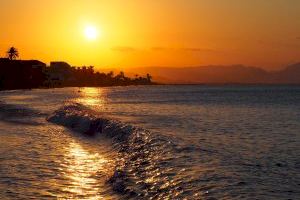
(271, 63), (300, 84)
(122, 64), (300, 84)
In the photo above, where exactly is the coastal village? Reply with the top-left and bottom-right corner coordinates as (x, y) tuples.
(0, 47), (153, 90)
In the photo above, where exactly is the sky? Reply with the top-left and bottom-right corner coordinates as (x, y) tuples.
(0, 0), (299, 70)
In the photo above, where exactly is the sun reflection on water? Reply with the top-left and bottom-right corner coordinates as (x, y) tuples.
(59, 142), (112, 199)
(77, 87), (106, 108)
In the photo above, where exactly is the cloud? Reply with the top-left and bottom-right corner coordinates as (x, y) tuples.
(151, 47), (168, 51)
(151, 47), (219, 53)
(179, 47), (218, 52)
(111, 46), (137, 52)
(112, 46), (220, 53)
(258, 40), (300, 49)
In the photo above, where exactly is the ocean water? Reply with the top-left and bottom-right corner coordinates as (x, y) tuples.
(0, 85), (299, 199)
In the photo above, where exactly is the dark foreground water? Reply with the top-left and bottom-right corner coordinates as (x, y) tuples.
(0, 85), (299, 199)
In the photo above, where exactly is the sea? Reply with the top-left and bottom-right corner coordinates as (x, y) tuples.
(0, 85), (299, 200)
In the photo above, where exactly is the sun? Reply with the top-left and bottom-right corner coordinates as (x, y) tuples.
(84, 25), (98, 40)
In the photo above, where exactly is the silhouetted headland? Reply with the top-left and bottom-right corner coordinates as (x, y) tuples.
(126, 64), (300, 84)
(0, 47), (154, 90)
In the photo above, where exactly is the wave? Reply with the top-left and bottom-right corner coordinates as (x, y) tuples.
(0, 101), (46, 125)
(47, 103), (189, 199)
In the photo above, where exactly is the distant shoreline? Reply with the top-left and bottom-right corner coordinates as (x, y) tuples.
(125, 63), (300, 84)
(0, 83), (158, 92)
(0, 59), (155, 90)
(2, 83), (300, 92)
(159, 83), (300, 86)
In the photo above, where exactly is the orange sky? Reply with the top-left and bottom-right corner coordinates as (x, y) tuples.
(0, 0), (299, 70)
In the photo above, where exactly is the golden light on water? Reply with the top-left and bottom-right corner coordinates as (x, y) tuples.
(77, 88), (106, 108)
(60, 142), (112, 200)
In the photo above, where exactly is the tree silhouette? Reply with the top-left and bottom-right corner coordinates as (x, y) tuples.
(7, 47), (19, 60)
(147, 73), (152, 82)
(107, 71), (114, 78)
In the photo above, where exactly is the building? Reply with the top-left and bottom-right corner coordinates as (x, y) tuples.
(44, 61), (74, 87)
(50, 61), (71, 70)
(0, 59), (46, 89)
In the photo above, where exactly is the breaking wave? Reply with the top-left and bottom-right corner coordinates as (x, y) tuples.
(47, 103), (193, 199)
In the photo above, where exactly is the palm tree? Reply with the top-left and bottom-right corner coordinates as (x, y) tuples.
(146, 73), (152, 82)
(107, 71), (114, 78)
(7, 47), (19, 60)
(87, 66), (94, 74)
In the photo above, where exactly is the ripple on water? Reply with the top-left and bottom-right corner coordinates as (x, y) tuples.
(0, 120), (119, 199)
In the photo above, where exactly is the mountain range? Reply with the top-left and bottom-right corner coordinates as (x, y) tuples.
(122, 63), (300, 84)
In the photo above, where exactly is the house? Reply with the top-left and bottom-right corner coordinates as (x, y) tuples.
(44, 61), (73, 87)
(50, 61), (71, 70)
(0, 59), (46, 89)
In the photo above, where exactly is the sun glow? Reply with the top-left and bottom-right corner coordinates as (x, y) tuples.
(84, 25), (99, 41)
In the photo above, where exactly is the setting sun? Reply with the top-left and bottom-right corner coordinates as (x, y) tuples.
(84, 25), (98, 41)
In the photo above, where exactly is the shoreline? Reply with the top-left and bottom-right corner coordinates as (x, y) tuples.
(1, 83), (300, 92)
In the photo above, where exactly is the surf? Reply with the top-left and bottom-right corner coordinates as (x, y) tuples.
(47, 103), (183, 199)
